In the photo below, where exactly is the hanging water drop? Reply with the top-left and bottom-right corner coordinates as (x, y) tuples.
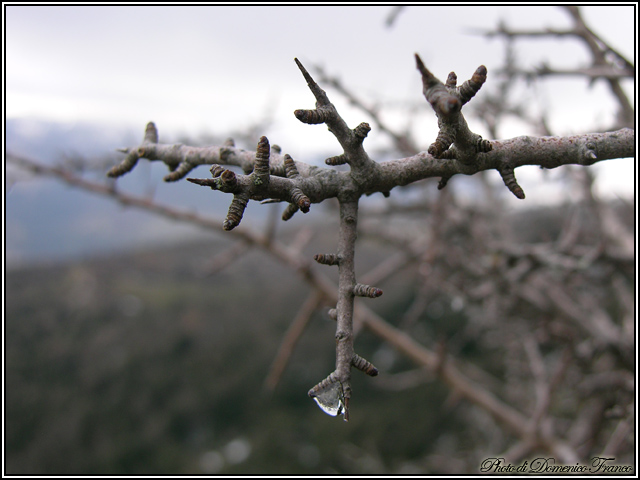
(309, 381), (345, 418)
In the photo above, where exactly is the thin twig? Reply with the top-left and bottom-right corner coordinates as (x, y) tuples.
(264, 291), (325, 392)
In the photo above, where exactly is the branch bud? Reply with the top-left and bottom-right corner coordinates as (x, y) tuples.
(210, 164), (225, 177)
(326, 154), (348, 166)
(584, 141), (598, 162)
(353, 283), (383, 298)
(308, 371), (340, 398)
(223, 194), (249, 231)
(458, 65), (487, 105)
(500, 165), (525, 199)
(428, 128), (456, 158)
(353, 122), (371, 140)
(416, 54), (461, 118)
(446, 72), (457, 87)
(144, 122), (158, 144)
(352, 354), (379, 376)
(294, 105), (333, 124)
(314, 254), (341, 266)
(282, 203), (299, 221)
(253, 136), (270, 186)
(165, 160), (197, 182)
(283, 154), (300, 179)
(290, 188), (311, 213)
(220, 169), (238, 190)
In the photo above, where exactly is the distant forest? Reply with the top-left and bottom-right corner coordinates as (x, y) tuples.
(6, 199), (634, 474)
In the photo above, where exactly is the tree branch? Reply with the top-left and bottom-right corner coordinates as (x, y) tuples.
(475, 6), (634, 128)
(100, 54), (634, 421)
(107, 123), (633, 207)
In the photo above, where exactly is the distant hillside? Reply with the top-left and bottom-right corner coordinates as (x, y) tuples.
(5, 233), (455, 474)
(6, 118), (341, 268)
(6, 118), (270, 267)
(6, 190), (634, 474)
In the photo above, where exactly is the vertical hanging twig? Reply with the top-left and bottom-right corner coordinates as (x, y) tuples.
(332, 200), (359, 420)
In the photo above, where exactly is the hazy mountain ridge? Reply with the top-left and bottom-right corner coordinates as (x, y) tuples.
(6, 118), (262, 267)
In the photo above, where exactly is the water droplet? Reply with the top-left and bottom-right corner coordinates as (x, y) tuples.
(310, 381), (345, 417)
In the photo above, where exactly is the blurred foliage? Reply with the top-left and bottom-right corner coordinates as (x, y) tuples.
(5, 229), (446, 474)
(5, 198), (634, 474)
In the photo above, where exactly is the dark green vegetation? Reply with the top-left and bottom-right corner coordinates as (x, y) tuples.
(5, 231), (451, 474)
(5, 200), (634, 474)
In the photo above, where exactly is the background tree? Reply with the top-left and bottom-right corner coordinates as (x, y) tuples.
(6, 5), (634, 474)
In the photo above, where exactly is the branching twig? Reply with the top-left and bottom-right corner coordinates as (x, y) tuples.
(415, 53), (492, 165)
(475, 6), (634, 128)
(101, 53), (634, 423)
(313, 63), (419, 156)
(107, 124), (633, 208)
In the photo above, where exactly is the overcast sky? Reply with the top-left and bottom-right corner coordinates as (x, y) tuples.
(5, 4), (636, 198)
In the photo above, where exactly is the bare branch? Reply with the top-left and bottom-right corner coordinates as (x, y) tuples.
(313, 63), (419, 155)
(264, 291), (325, 392)
(475, 6), (634, 128)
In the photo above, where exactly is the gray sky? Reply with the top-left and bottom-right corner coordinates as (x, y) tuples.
(6, 4), (636, 199)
